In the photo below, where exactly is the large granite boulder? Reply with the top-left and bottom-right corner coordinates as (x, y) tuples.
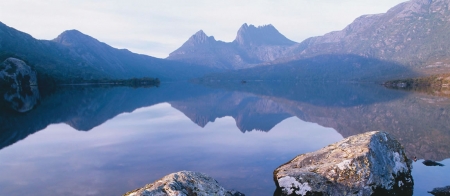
(273, 131), (413, 196)
(124, 171), (244, 196)
(0, 57), (39, 112)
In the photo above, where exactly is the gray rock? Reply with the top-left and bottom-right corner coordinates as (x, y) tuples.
(273, 131), (413, 196)
(124, 171), (244, 196)
(0, 57), (37, 87)
(429, 185), (450, 196)
(0, 57), (39, 112)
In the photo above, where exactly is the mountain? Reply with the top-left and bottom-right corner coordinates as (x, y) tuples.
(0, 22), (217, 82)
(170, 0), (450, 76)
(167, 23), (297, 69)
(0, 22), (104, 81)
(279, 0), (450, 71)
(198, 54), (418, 83)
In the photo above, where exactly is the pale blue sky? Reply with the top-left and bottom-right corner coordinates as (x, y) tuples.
(0, 0), (406, 58)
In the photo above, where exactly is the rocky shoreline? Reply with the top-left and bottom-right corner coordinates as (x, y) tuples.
(124, 131), (414, 196)
(123, 171), (244, 196)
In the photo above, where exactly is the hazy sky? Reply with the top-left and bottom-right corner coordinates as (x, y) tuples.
(0, 0), (407, 58)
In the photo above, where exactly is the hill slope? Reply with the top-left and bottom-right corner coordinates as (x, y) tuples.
(0, 22), (217, 82)
(284, 0), (450, 70)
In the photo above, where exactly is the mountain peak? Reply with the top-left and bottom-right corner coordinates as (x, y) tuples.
(55, 29), (88, 38)
(53, 29), (99, 47)
(186, 30), (216, 45)
(239, 23), (249, 30)
(234, 23), (296, 46)
(194, 30), (206, 36)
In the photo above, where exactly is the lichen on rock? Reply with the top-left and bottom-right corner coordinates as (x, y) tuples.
(273, 131), (413, 196)
(124, 171), (244, 196)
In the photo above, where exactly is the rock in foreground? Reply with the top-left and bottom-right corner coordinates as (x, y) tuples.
(273, 131), (413, 196)
(124, 171), (244, 196)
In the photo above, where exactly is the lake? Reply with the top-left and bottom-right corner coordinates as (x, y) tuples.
(0, 81), (449, 195)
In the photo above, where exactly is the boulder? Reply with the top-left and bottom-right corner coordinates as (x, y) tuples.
(0, 57), (39, 112)
(429, 185), (450, 196)
(0, 57), (37, 87)
(124, 171), (244, 196)
(273, 131), (413, 196)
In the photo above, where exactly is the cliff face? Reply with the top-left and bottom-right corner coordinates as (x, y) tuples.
(167, 24), (297, 69)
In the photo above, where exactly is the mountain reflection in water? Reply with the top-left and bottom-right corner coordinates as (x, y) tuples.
(0, 81), (450, 195)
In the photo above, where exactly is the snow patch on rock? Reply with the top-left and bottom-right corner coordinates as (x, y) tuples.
(393, 152), (408, 174)
(278, 176), (311, 195)
(337, 159), (352, 170)
(274, 131), (414, 195)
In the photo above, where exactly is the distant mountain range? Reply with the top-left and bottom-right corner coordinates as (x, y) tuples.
(0, 22), (217, 82)
(169, 0), (450, 75)
(2, 0), (450, 83)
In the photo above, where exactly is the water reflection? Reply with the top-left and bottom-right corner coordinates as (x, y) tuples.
(0, 103), (343, 195)
(198, 81), (450, 161)
(0, 82), (450, 195)
(2, 82), (450, 160)
(412, 159), (450, 195)
(0, 83), (40, 113)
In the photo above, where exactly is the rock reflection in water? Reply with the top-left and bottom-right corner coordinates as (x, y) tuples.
(0, 81), (450, 195)
(3, 85), (40, 113)
(1, 82), (450, 161)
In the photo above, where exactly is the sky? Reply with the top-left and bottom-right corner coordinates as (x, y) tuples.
(0, 0), (407, 58)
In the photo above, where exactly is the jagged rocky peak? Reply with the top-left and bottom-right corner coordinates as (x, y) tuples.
(234, 23), (296, 46)
(185, 30), (216, 45)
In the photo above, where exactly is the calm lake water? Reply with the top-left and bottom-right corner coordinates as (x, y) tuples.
(0, 81), (449, 196)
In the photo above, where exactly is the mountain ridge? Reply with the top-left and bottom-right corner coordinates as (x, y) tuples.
(279, 0), (450, 69)
(169, 0), (450, 75)
(167, 23), (298, 69)
(233, 23), (296, 46)
(0, 22), (219, 82)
